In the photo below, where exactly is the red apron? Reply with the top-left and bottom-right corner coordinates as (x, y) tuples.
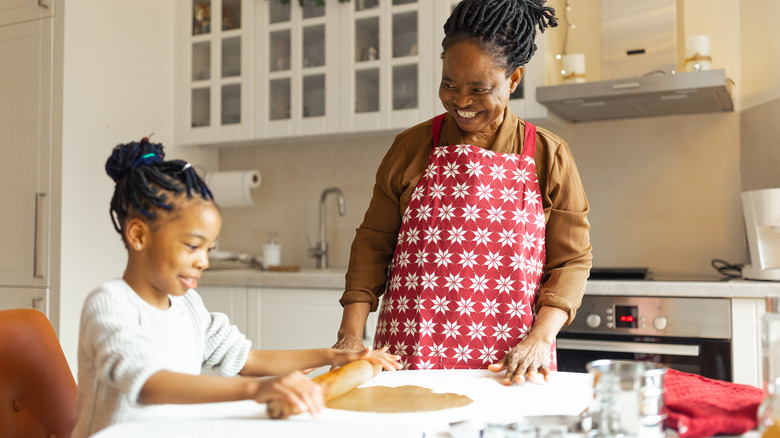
(373, 114), (554, 370)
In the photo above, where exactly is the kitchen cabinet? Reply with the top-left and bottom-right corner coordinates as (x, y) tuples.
(177, 0), (552, 145)
(175, 0), (254, 145)
(0, 5), (53, 313)
(0, 0), (51, 27)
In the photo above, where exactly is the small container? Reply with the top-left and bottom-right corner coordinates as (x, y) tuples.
(263, 232), (281, 267)
(758, 297), (780, 436)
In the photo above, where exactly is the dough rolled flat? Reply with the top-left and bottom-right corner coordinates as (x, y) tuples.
(267, 360), (381, 419)
(326, 385), (473, 413)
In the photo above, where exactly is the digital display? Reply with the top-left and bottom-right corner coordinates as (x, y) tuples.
(615, 305), (638, 328)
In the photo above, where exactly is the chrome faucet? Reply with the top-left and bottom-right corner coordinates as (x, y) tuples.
(308, 187), (346, 269)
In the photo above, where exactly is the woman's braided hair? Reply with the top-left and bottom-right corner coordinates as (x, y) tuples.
(105, 137), (214, 237)
(443, 0), (558, 75)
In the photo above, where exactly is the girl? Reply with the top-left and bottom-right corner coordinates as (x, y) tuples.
(73, 138), (401, 438)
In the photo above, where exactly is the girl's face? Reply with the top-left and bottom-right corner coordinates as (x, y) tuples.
(133, 199), (221, 308)
(439, 40), (522, 134)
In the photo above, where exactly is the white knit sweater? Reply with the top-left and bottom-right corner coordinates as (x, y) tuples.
(72, 279), (251, 438)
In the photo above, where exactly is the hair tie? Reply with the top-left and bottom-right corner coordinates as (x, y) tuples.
(131, 151), (163, 170)
(180, 162), (192, 172)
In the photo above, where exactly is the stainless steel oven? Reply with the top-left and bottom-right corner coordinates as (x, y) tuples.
(557, 295), (733, 381)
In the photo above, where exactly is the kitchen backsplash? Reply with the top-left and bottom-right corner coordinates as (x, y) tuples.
(213, 107), (767, 280)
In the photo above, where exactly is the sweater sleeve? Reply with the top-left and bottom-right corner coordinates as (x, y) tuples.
(187, 291), (251, 377)
(80, 290), (166, 406)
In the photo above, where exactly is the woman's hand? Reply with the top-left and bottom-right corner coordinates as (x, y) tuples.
(488, 334), (553, 385)
(253, 371), (324, 416)
(332, 336), (365, 352)
(333, 346), (402, 371)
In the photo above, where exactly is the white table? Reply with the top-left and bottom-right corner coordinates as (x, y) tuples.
(92, 370), (594, 437)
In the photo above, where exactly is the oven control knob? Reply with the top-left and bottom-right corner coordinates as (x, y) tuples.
(653, 316), (668, 331)
(586, 314), (601, 328)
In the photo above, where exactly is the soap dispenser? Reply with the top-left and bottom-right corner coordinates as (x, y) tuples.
(263, 232), (281, 268)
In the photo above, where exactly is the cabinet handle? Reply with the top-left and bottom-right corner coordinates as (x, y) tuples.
(38, 0), (50, 9)
(32, 297), (43, 310)
(33, 193), (47, 280)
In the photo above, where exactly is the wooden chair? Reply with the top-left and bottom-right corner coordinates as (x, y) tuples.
(0, 308), (77, 438)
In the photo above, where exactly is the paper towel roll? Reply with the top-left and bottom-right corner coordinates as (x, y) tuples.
(206, 170), (261, 208)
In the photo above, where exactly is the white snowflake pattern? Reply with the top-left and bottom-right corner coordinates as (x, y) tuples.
(415, 249), (428, 267)
(512, 209), (530, 225)
(533, 211), (545, 228)
(484, 251), (503, 270)
(465, 160), (484, 177)
(451, 182), (469, 199)
(416, 204), (433, 221)
(507, 301), (529, 319)
(486, 206), (506, 223)
(499, 187), (519, 204)
(388, 274), (401, 292)
(406, 227), (420, 245)
(518, 324), (530, 338)
(403, 319), (417, 337)
(430, 296), (451, 314)
(471, 273), (489, 293)
(394, 340), (408, 356)
(495, 276), (515, 295)
(475, 184), (494, 201)
(388, 319), (401, 336)
(424, 226), (442, 244)
(444, 272), (464, 292)
(482, 298), (500, 317)
(430, 183), (446, 199)
(509, 252), (526, 271)
(473, 228), (492, 246)
(433, 248), (452, 267)
(454, 144), (472, 155)
(438, 203), (457, 221)
(442, 161), (460, 178)
(413, 294), (424, 311)
(461, 204), (481, 222)
(396, 250), (411, 268)
(433, 147), (448, 158)
(533, 258), (545, 275)
(520, 279), (538, 295)
(405, 272), (420, 290)
(524, 189), (541, 206)
(460, 250), (479, 269)
(417, 358), (435, 370)
(442, 320), (462, 339)
(478, 345), (498, 363)
(521, 232), (538, 250)
(419, 319), (436, 338)
(448, 226), (467, 245)
(513, 167), (531, 183)
(456, 297), (476, 316)
(420, 272), (439, 290)
(429, 342), (447, 356)
(497, 228), (518, 246)
(489, 163), (508, 180)
(467, 321), (487, 338)
(396, 296), (410, 313)
(494, 322), (513, 341)
(452, 345), (474, 363)
(410, 187), (426, 202)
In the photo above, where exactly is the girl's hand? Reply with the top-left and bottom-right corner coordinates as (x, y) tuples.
(333, 346), (402, 371)
(488, 335), (553, 386)
(253, 371), (324, 416)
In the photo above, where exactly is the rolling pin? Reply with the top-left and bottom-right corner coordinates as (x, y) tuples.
(267, 359), (382, 419)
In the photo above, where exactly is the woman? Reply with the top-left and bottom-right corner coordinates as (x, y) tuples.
(334, 0), (591, 386)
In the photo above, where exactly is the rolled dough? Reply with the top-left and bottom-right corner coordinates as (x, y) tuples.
(326, 385), (473, 413)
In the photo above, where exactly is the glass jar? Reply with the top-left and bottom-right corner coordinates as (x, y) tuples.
(758, 297), (780, 437)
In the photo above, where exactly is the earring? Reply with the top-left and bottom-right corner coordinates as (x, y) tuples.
(136, 243), (141, 249)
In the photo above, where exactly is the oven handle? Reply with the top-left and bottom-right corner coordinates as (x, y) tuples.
(557, 339), (700, 357)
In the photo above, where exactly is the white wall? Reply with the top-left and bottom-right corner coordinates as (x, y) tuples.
(58, 0), (177, 371)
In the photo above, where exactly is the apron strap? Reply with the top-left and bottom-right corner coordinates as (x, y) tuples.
(522, 122), (537, 158)
(432, 113), (446, 147)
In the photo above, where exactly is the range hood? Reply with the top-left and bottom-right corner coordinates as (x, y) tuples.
(536, 69), (733, 123)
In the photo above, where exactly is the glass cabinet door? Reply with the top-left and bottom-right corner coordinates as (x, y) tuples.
(258, 0), (339, 138)
(182, 0), (253, 144)
(342, 0), (435, 133)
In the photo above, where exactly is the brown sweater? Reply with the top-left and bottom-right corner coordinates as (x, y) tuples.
(340, 108), (592, 325)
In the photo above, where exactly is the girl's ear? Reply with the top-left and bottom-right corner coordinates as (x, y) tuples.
(125, 218), (150, 251)
(509, 66), (524, 94)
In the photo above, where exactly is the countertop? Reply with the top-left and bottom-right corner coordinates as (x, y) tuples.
(200, 268), (780, 298)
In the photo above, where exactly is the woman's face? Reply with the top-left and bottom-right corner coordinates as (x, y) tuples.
(439, 40), (523, 134)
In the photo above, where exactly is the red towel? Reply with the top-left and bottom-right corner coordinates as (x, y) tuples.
(664, 368), (764, 437)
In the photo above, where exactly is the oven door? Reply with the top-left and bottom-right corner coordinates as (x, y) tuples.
(556, 333), (732, 382)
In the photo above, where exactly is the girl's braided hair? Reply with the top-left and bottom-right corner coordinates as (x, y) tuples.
(442, 0), (558, 75)
(105, 137), (213, 236)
